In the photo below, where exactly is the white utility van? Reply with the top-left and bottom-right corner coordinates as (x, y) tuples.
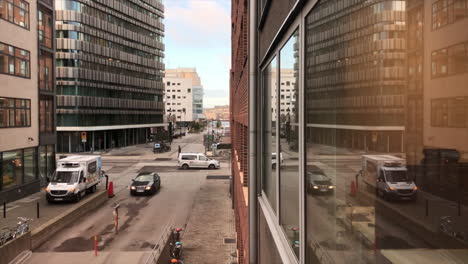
(272, 152), (284, 169)
(46, 155), (102, 202)
(360, 155), (417, 201)
(178, 152), (220, 169)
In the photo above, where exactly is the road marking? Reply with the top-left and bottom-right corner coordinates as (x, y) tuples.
(5, 204), (20, 212)
(18, 196), (41, 203)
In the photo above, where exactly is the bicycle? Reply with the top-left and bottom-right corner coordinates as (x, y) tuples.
(10, 217), (33, 239)
(0, 227), (14, 246)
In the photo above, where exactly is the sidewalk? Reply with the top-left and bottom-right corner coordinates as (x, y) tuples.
(0, 189), (92, 232)
(0, 187), (107, 248)
(181, 169), (237, 264)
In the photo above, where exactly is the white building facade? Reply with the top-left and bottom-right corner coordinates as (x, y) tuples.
(164, 68), (203, 122)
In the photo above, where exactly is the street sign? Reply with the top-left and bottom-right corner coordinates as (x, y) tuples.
(81, 132), (87, 143)
(154, 143), (161, 149)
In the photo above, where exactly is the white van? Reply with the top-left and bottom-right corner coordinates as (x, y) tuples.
(178, 153), (220, 169)
(272, 152), (284, 169)
(46, 155), (102, 203)
(361, 155), (417, 201)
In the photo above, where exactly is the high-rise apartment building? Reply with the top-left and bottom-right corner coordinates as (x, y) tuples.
(0, 0), (56, 202)
(55, 0), (166, 153)
(241, 0), (468, 263)
(164, 68), (203, 122)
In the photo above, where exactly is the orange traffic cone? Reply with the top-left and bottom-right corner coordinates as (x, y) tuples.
(350, 180), (356, 196)
(108, 181), (115, 198)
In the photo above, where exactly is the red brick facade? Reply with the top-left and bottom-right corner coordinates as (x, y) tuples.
(230, 0), (249, 263)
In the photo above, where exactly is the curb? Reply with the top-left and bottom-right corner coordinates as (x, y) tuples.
(30, 190), (108, 250)
(8, 250), (31, 264)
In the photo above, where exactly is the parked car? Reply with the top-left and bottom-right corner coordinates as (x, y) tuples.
(130, 172), (161, 195)
(178, 152), (220, 169)
(307, 171), (334, 194)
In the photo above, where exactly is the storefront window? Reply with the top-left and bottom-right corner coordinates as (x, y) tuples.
(1, 150), (23, 190)
(262, 57), (278, 213)
(39, 145), (47, 182)
(23, 148), (36, 183)
(39, 145), (56, 186)
(47, 144), (55, 179)
(279, 30), (300, 258)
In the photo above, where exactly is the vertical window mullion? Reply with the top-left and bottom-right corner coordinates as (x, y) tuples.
(276, 52), (281, 222)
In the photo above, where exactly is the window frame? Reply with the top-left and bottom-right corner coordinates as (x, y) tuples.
(432, 0), (468, 31)
(431, 40), (468, 79)
(0, 0), (30, 29)
(258, 16), (304, 264)
(0, 96), (31, 128)
(0, 41), (30, 78)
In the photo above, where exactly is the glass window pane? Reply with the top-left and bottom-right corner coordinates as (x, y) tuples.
(0, 0), (8, 19)
(0, 108), (8, 127)
(279, 30), (300, 258)
(259, 209), (283, 264)
(263, 57), (278, 213)
(9, 108), (14, 126)
(24, 148), (36, 183)
(305, 1), (468, 264)
(2, 149), (23, 189)
(40, 100), (46, 132)
(39, 145), (47, 183)
(0, 54), (8, 73)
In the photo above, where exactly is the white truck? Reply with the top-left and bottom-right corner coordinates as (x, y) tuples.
(360, 155), (418, 201)
(46, 155), (102, 203)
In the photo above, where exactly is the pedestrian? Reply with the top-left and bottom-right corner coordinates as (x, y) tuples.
(178, 145), (181, 156)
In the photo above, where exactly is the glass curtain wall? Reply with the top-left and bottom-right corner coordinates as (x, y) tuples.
(257, 0), (468, 263)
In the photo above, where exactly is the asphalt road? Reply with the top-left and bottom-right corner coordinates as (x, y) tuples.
(26, 134), (210, 264)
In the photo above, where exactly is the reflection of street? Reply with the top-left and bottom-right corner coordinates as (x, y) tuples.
(279, 138), (300, 249)
(304, 143), (452, 263)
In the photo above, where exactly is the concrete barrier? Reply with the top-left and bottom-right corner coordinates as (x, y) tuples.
(0, 232), (31, 264)
(31, 190), (108, 250)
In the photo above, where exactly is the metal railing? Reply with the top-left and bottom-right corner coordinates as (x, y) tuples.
(142, 219), (175, 264)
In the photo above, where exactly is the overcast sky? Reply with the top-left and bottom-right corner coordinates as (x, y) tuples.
(164, 0), (231, 108)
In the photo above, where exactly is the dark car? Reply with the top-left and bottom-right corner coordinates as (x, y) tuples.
(130, 172), (161, 195)
(307, 172), (334, 194)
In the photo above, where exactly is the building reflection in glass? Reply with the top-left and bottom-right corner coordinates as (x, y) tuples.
(304, 0), (468, 263)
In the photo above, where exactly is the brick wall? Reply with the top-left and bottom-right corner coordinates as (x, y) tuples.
(230, 0), (249, 263)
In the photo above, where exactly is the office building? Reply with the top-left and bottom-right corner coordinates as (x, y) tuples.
(55, 0), (166, 153)
(244, 0), (468, 263)
(0, 0), (56, 202)
(164, 68), (203, 122)
(230, 0), (249, 262)
(406, 0), (468, 204)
